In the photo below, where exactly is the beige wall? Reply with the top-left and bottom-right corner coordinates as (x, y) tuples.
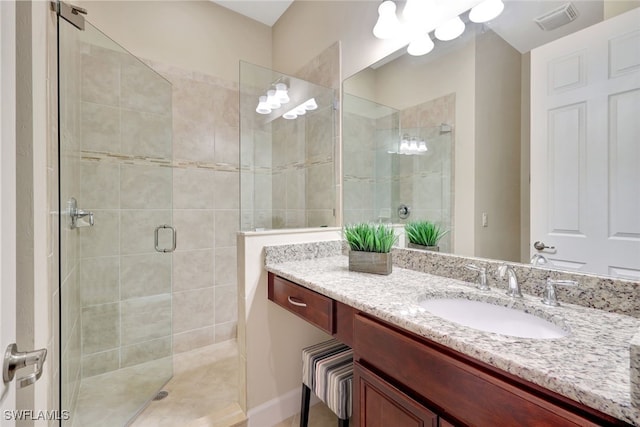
(273, 0), (407, 79)
(473, 31), (522, 262)
(238, 229), (340, 424)
(84, 1), (272, 82)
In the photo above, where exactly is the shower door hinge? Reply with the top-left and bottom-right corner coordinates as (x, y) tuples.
(52, 1), (87, 31)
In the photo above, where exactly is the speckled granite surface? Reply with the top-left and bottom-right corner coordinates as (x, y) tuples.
(264, 242), (640, 425)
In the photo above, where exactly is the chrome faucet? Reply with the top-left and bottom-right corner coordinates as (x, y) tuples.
(542, 278), (578, 306)
(498, 264), (522, 298)
(465, 264), (489, 291)
(530, 253), (548, 267)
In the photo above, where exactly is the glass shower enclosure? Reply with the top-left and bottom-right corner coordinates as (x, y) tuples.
(58, 16), (174, 426)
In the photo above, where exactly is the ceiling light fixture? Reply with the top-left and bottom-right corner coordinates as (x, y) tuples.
(407, 33), (434, 56)
(372, 0), (505, 57)
(373, 0), (401, 39)
(469, 0), (505, 23)
(434, 16), (465, 41)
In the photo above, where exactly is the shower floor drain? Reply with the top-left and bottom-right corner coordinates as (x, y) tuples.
(153, 391), (169, 401)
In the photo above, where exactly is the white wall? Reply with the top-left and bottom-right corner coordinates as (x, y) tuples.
(237, 229), (341, 426)
(84, 0), (272, 82)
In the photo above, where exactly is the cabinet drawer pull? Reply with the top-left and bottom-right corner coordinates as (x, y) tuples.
(287, 296), (307, 307)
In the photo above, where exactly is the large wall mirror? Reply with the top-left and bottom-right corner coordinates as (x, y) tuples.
(342, 0), (639, 279)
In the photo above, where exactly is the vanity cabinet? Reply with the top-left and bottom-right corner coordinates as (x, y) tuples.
(267, 273), (630, 427)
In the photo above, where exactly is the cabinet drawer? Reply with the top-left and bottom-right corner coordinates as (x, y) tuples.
(268, 273), (334, 334)
(354, 314), (606, 427)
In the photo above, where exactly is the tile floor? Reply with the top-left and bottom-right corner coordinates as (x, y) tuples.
(273, 403), (339, 427)
(132, 341), (240, 427)
(71, 340), (239, 427)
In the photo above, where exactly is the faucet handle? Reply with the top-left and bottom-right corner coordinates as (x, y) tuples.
(465, 264), (489, 291)
(542, 278), (578, 307)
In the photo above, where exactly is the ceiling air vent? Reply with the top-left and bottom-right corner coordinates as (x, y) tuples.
(534, 2), (579, 31)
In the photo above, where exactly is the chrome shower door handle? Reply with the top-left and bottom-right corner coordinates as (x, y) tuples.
(3, 343), (47, 388)
(154, 224), (177, 253)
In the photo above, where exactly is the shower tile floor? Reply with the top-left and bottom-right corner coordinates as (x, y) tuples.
(72, 340), (240, 427)
(273, 404), (338, 427)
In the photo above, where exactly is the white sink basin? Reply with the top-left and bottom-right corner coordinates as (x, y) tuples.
(419, 298), (569, 339)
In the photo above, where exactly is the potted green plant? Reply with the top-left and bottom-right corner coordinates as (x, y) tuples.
(344, 223), (398, 275)
(404, 221), (449, 252)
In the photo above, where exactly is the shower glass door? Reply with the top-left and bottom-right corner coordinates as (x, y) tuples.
(58, 17), (174, 426)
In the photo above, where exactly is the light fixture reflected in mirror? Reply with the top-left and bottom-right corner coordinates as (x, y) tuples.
(373, 0), (401, 39)
(282, 98), (318, 121)
(256, 96), (271, 114)
(390, 134), (428, 155)
(274, 83), (290, 103)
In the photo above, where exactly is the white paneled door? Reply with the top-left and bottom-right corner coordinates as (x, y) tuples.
(1, 0), (18, 422)
(531, 8), (640, 278)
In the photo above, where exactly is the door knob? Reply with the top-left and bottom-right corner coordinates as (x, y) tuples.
(533, 241), (555, 251)
(3, 343), (47, 388)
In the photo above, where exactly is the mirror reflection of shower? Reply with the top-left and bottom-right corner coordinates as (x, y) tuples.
(240, 61), (337, 231)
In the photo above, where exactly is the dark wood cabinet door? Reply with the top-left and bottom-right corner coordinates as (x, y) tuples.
(355, 362), (438, 427)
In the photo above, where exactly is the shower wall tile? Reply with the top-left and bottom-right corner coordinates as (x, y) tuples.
(214, 247), (237, 286)
(81, 349), (119, 378)
(80, 161), (119, 210)
(80, 54), (120, 107)
(215, 322), (237, 343)
(80, 210), (119, 258)
(306, 163), (334, 210)
(80, 102), (120, 153)
(121, 337), (171, 368)
(173, 249), (215, 292)
(120, 253), (172, 299)
(215, 211), (240, 248)
(120, 294), (172, 345)
(120, 164), (172, 209)
(173, 168), (216, 209)
(173, 327), (215, 354)
(213, 85), (240, 128)
(172, 117), (216, 163)
(80, 256), (119, 306)
(173, 210), (215, 250)
(307, 210), (335, 228)
(172, 76), (216, 125)
(120, 209), (172, 255)
(214, 285), (237, 324)
(81, 303), (120, 354)
(214, 171), (240, 209)
(173, 288), (215, 334)
(120, 110), (172, 159)
(120, 62), (172, 115)
(214, 126), (240, 166)
(285, 170), (305, 210)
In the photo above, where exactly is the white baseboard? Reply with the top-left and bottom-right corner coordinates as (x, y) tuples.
(247, 387), (319, 427)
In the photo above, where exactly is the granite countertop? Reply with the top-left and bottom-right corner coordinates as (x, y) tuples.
(265, 255), (640, 425)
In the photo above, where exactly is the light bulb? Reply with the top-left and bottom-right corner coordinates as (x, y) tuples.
(266, 89), (281, 109)
(399, 136), (410, 154)
(409, 138), (419, 153)
(275, 83), (290, 104)
(435, 16), (465, 41)
(295, 106), (306, 116)
(418, 140), (428, 152)
(407, 34), (434, 56)
(304, 98), (318, 111)
(256, 96), (271, 115)
(373, 0), (400, 39)
(283, 111), (297, 120)
(469, 0), (504, 23)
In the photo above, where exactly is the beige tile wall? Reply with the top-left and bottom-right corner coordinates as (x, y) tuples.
(146, 60), (240, 354)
